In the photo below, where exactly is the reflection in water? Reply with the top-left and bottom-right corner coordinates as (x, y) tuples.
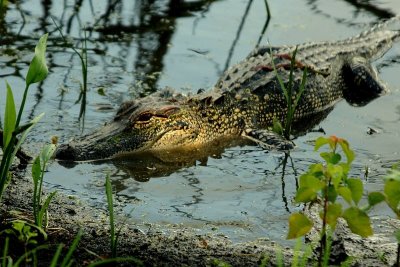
(0, 0), (223, 121)
(3, 0), (400, 244)
(223, 0), (270, 72)
(305, 0), (394, 24)
(277, 153), (298, 213)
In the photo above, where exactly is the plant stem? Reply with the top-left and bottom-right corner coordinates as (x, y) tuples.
(15, 84), (29, 128)
(320, 177), (330, 266)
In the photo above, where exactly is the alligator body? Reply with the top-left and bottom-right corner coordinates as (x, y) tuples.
(56, 17), (400, 161)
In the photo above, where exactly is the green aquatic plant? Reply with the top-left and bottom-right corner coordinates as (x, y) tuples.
(270, 46), (308, 140)
(287, 136), (380, 265)
(0, 33), (49, 201)
(32, 143), (57, 228)
(51, 17), (88, 124)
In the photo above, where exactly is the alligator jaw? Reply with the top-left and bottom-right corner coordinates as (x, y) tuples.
(55, 120), (147, 162)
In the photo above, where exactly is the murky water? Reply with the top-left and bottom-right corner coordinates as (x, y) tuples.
(1, 0), (400, 244)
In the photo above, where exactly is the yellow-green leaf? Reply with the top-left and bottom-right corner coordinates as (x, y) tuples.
(3, 82), (16, 148)
(367, 192), (385, 207)
(327, 163), (344, 188)
(342, 207), (373, 237)
(347, 178), (363, 205)
(40, 143), (56, 165)
(338, 187), (352, 205)
(287, 213), (313, 239)
(338, 138), (355, 164)
(384, 180), (400, 216)
(320, 203), (342, 229)
(26, 33), (48, 86)
(314, 136), (330, 151)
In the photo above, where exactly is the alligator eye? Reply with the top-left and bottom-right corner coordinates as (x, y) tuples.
(137, 112), (153, 122)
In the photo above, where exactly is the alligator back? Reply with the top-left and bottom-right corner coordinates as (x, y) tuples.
(208, 16), (400, 130)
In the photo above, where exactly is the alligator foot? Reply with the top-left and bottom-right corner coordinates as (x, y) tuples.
(342, 56), (387, 106)
(243, 129), (294, 151)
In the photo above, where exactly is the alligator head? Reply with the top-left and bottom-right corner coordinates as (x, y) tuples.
(55, 89), (201, 161)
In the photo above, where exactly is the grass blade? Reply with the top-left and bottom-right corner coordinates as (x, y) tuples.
(49, 243), (64, 267)
(38, 191), (57, 228)
(60, 229), (83, 267)
(13, 244), (48, 266)
(269, 46), (289, 102)
(105, 174), (116, 257)
(2, 237), (9, 267)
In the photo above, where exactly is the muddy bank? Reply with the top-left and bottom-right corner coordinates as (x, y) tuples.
(1, 167), (292, 266)
(1, 166), (399, 266)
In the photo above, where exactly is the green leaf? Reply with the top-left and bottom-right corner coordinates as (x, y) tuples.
(293, 67), (308, 111)
(308, 163), (324, 177)
(295, 174), (324, 203)
(9, 113), (43, 166)
(314, 136), (330, 151)
(50, 244), (64, 267)
(38, 191), (57, 228)
(326, 184), (338, 203)
(321, 152), (341, 165)
(32, 156), (41, 185)
(347, 178), (363, 205)
(3, 82), (16, 148)
(26, 33), (48, 86)
(338, 138), (355, 164)
(338, 187), (353, 205)
(367, 192), (385, 207)
(287, 213), (313, 239)
(272, 117), (283, 136)
(342, 207), (373, 237)
(269, 47), (288, 103)
(320, 203), (342, 229)
(384, 180), (400, 216)
(60, 229), (83, 267)
(40, 143), (56, 165)
(327, 163), (344, 188)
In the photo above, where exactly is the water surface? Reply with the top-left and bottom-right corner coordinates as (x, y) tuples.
(1, 0), (400, 243)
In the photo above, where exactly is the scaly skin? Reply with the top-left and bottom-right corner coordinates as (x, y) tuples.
(56, 17), (400, 161)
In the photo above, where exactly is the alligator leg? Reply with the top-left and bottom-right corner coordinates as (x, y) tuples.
(342, 56), (387, 106)
(242, 129), (294, 151)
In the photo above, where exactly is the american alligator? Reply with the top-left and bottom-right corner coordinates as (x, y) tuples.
(56, 17), (400, 161)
